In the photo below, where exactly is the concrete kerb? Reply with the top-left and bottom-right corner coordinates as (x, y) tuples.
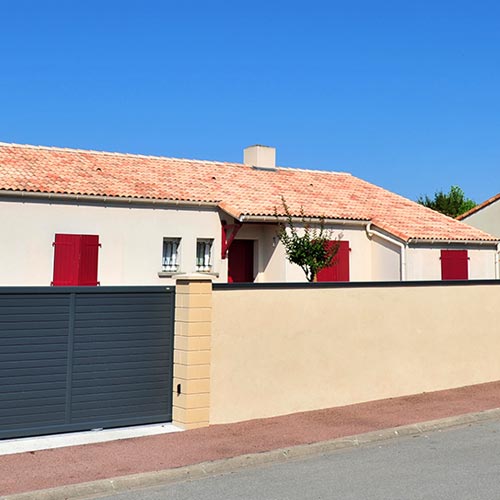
(3, 407), (500, 500)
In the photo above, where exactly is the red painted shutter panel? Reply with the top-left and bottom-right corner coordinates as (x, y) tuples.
(52, 234), (100, 286)
(441, 250), (468, 280)
(78, 235), (100, 286)
(317, 241), (350, 282)
(52, 234), (80, 286)
(334, 241), (350, 281)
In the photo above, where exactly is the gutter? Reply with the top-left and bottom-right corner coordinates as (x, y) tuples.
(240, 214), (370, 227)
(366, 223), (407, 281)
(407, 238), (499, 246)
(0, 190), (219, 209)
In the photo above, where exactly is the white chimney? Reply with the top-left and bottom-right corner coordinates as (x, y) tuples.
(243, 145), (276, 170)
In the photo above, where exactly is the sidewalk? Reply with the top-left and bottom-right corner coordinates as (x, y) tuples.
(2, 380), (500, 498)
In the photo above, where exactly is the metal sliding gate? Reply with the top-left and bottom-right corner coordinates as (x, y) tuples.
(0, 286), (175, 440)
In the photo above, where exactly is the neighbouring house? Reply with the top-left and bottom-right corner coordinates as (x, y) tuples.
(0, 142), (498, 285)
(458, 194), (500, 240)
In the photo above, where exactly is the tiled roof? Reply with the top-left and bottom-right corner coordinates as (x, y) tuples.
(0, 142), (496, 242)
(457, 193), (500, 221)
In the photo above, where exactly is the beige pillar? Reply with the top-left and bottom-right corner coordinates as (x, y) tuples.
(172, 274), (212, 429)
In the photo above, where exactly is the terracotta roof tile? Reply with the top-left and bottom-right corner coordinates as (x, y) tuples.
(0, 142), (496, 242)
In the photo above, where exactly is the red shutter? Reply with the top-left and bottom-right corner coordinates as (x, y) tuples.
(52, 234), (81, 286)
(317, 241), (350, 282)
(78, 235), (100, 286)
(441, 250), (468, 280)
(52, 234), (100, 286)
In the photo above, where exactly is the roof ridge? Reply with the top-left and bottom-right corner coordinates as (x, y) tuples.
(0, 141), (352, 176)
(0, 141), (243, 167)
(276, 165), (350, 175)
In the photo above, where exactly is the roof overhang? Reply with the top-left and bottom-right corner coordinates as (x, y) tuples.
(0, 190), (220, 210)
(239, 214), (371, 227)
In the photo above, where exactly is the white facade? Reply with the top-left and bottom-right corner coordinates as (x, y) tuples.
(0, 196), (497, 285)
(371, 236), (401, 281)
(0, 198), (224, 286)
(406, 246), (496, 281)
(461, 201), (500, 238)
(234, 221), (403, 282)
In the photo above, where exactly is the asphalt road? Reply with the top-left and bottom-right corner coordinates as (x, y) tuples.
(95, 419), (500, 500)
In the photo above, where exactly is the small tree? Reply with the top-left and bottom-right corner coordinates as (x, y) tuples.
(274, 197), (341, 282)
(417, 185), (476, 218)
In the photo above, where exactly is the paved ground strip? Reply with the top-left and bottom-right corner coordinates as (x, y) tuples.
(95, 419), (500, 500)
(2, 380), (500, 496)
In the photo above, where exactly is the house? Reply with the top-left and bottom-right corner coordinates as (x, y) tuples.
(0, 142), (497, 285)
(458, 194), (500, 239)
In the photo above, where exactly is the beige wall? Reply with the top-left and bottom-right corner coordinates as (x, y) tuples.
(0, 198), (226, 285)
(462, 202), (500, 238)
(210, 284), (500, 424)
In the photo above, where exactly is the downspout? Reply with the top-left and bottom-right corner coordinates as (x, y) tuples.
(366, 223), (407, 281)
(496, 243), (500, 279)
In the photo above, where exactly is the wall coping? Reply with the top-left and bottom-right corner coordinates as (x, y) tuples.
(213, 278), (500, 291)
(176, 274), (214, 282)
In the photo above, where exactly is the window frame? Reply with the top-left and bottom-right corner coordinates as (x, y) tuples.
(196, 238), (214, 272)
(162, 237), (181, 273)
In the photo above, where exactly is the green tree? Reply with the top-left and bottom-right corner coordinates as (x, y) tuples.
(275, 197), (341, 282)
(417, 185), (476, 218)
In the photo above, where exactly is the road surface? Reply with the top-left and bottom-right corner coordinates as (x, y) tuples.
(95, 419), (500, 499)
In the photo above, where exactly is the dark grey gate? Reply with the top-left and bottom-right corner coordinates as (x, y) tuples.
(0, 286), (175, 440)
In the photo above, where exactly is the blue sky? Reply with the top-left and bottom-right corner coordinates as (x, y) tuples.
(1, 1), (499, 203)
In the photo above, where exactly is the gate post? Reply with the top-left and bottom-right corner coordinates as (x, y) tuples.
(173, 274), (213, 429)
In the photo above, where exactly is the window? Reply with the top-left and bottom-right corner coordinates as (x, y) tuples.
(441, 250), (468, 280)
(52, 234), (100, 286)
(196, 239), (213, 272)
(162, 238), (180, 272)
(317, 241), (350, 282)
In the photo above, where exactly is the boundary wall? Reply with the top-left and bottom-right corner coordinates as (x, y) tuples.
(173, 279), (500, 427)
